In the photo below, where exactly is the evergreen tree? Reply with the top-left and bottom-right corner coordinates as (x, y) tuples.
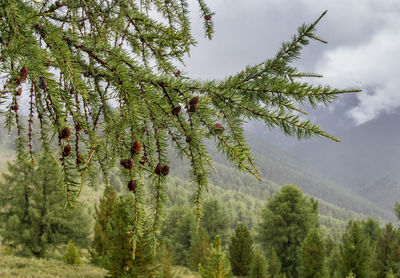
(297, 228), (326, 278)
(91, 185), (118, 266)
(338, 221), (373, 278)
(0, 154), (90, 257)
(361, 217), (380, 245)
(190, 228), (210, 271)
(172, 207), (196, 267)
(63, 240), (81, 266)
(376, 223), (400, 278)
(0, 1), (357, 239)
(199, 236), (233, 278)
(104, 194), (158, 277)
(229, 223), (254, 276)
(249, 250), (269, 278)
(326, 246), (341, 278)
(159, 242), (175, 278)
(269, 249), (282, 278)
(386, 269), (395, 278)
(257, 185), (318, 277)
(201, 198), (230, 242)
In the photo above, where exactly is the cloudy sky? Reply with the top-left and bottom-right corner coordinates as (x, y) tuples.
(183, 0), (400, 130)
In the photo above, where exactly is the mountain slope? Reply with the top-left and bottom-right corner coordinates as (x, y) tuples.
(290, 112), (400, 190)
(245, 130), (394, 221)
(360, 169), (400, 212)
(168, 128), (394, 221)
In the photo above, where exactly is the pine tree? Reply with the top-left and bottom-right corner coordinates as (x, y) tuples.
(201, 198), (230, 243)
(0, 154), (90, 257)
(0, 1), (358, 241)
(257, 185), (318, 277)
(376, 223), (400, 278)
(229, 223), (254, 276)
(297, 228), (326, 278)
(361, 217), (381, 245)
(159, 242), (175, 278)
(338, 221), (373, 278)
(171, 207), (196, 267)
(199, 236), (233, 278)
(386, 268), (395, 278)
(249, 250), (269, 278)
(269, 249), (282, 278)
(104, 194), (158, 277)
(91, 185), (118, 266)
(63, 240), (81, 266)
(190, 228), (210, 271)
(326, 246), (341, 278)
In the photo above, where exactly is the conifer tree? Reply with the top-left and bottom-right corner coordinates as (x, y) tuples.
(338, 221), (373, 278)
(269, 249), (282, 278)
(63, 240), (81, 266)
(376, 223), (400, 278)
(0, 154), (90, 257)
(201, 198), (230, 242)
(249, 250), (269, 278)
(0, 1), (358, 247)
(297, 228), (326, 278)
(159, 242), (175, 278)
(229, 223), (254, 276)
(326, 246), (341, 278)
(104, 194), (158, 277)
(190, 228), (210, 271)
(171, 207), (196, 267)
(386, 268), (395, 278)
(361, 217), (380, 245)
(91, 185), (118, 266)
(257, 185), (318, 277)
(199, 236), (233, 278)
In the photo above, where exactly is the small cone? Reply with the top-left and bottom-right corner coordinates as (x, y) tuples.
(189, 96), (199, 105)
(20, 67), (28, 82)
(121, 158), (133, 170)
(171, 106), (181, 116)
(127, 179), (137, 193)
(60, 127), (71, 140)
(161, 165), (169, 176)
(154, 163), (162, 175)
(62, 144), (71, 157)
(132, 141), (141, 155)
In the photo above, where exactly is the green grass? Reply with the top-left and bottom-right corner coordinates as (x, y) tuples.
(0, 253), (203, 278)
(0, 254), (107, 278)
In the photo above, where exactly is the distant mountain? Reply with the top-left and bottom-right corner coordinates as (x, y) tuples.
(360, 169), (400, 213)
(169, 126), (394, 221)
(244, 129), (394, 221)
(290, 111), (400, 192)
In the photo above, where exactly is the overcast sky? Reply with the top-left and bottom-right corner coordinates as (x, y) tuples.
(183, 0), (400, 129)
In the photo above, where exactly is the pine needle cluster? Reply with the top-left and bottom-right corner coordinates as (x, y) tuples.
(0, 1), (359, 252)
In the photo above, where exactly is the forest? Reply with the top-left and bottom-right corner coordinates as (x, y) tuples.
(1, 153), (400, 278)
(0, 0), (398, 277)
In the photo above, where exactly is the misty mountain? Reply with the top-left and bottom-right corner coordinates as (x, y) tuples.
(360, 168), (400, 213)
(168, 125), (394, 221)
(244, 128), (394, 221)
(289, 111), (400, 192)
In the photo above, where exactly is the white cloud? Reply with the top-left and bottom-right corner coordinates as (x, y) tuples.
(186, 0), (400, 125)
(316, 15), (400, 124)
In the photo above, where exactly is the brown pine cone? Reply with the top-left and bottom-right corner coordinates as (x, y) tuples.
(161, 165), (170, 176)
(154, 163), (162, 175)
(127, 179), (137, 193)
(62, 144), (71, 157)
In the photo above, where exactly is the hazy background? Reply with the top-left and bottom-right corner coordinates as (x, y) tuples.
(181, 0), (400, 217)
